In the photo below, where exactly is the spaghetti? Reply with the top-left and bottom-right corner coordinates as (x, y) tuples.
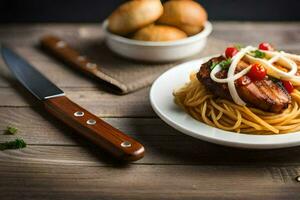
(174, 73), (300, 135)
(174, 43), (300, 135)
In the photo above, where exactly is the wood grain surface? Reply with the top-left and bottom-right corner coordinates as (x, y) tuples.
(1, 22), (300, 199)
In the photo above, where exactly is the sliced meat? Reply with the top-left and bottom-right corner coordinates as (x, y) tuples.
(197, 56), (230, 100)
(238, 78), (291, 113)
(197, 56), (291, 113)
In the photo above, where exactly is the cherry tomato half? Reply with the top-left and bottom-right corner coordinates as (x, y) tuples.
(282, 80), (294, 93)
(225, 47), (239, 58)
(247, 63), (267, 81)
(258, 42), (274, 51)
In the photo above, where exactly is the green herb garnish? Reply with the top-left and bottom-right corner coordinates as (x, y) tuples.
(210, 58), (232, 71)
(210, 61), (219, 70)
(250, 50), (266, 58)
(219, 58), (232, 70)
(5, 126), (18, 135)
(269, 76), (279, 83)
(0, 138), (27, 151)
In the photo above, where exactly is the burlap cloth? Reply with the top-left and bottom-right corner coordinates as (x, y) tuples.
(60, 37), (231, 94)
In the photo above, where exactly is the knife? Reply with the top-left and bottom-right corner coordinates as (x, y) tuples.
(40, 35), (126, 94)
(1, 46), (145, 161)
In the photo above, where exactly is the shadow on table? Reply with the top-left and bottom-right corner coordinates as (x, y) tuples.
(124, 116), (300, 166)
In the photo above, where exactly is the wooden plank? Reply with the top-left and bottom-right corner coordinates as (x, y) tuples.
(0, 163), (299, 200)
(0, 88), (153, 117)
(0, 22), (299, 46)
(2, 144), (300, 166)
(2, 108), (300, 165)
(0, 107), (163, 141)
(1, 23), (300, 199)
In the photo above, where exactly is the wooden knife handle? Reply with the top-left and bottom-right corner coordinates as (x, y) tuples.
(40, 35), (123, 94)
(40, 35), (99, 77)
(44, 96), (145, 161)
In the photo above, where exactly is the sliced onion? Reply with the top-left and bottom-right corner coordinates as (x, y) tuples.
(267, 54), (280, 64)
(279, 51), (300, 62)
(263, 50), (298, 73)
(210, 64), (251, 83)
(226, 46), (255, 105)
(244, 55), (299, 82)
(208, 46), (300, 105)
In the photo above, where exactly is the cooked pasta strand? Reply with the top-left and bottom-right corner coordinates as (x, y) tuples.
(173, 74), (300, 135)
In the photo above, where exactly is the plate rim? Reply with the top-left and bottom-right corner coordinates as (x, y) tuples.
(150, 58), (300, 149)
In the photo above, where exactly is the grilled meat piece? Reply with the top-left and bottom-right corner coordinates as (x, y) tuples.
(197, 56), (291, 113)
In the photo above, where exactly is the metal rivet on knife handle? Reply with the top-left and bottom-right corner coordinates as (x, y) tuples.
(77, 56), (86, 62)
(86, 119), (97, 125)
(121, 141), (132, 148)
(86, 62), (97, 69)
(74, 111), (84, 117)
(56, 41), (66, 48)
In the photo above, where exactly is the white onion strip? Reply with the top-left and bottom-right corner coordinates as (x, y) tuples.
(280, 51), (300, 62)
(210, 46), (254, 105)
(227, 46), (254, 105)
(209, 46), (300, 106)
(210, 65), (251, 83)
(263, 50), (298, 74)
(244, 54), (298, 80)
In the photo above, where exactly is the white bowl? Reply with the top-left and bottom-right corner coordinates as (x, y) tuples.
(102, 20), (212, 62)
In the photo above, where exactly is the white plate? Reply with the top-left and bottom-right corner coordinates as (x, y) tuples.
(150, 58), (300, 149)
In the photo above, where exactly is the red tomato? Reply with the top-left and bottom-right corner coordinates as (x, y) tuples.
(247, 64), (267, 80)
(225, 47), (238, 58)
(282, 80), (294, 93)
(258, 42), (274, 51)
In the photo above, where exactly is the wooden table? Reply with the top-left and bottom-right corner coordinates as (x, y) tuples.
(1, 22), (300, 200)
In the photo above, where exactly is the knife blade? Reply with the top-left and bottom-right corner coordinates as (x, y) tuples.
(1, 46), (145, 161)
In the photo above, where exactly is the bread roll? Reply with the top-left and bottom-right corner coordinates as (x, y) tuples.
(132, 25), (187, 42)
(157, 0), (207, 36)
(108, 0), (163, 36)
